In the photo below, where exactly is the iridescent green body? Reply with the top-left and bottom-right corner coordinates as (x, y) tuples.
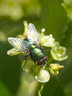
(22, 39), (45, 63)
(29, 44), (45, 62)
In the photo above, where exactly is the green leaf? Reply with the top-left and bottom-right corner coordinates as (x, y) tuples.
(0, 42), (21, 95)
(59, 21), (72, 85)
(0, 17), (24, 37)
(0, 81), (13, 96)
(62, 0), (72, 20)
(40, 0), (68, 42)
(42, 78), (65, 96)
(64, 81), (72, 96)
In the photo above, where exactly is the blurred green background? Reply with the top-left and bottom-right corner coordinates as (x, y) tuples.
(0, 0), (72, 96)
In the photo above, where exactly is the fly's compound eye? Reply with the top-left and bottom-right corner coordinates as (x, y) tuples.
(44, 56), (48, 61)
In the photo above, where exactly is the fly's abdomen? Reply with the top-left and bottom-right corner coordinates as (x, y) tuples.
(30, 45), (45, 62)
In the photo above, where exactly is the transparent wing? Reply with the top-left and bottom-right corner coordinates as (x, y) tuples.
(8, 37), (29, 55)
(28, 23), (41, 45)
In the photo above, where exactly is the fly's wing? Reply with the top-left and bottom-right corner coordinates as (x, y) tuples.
(8, 37), (29, 55)
(28, 23), (41, 46)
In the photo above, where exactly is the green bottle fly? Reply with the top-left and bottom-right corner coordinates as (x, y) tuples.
(22, 39), (48, 65)
(8, 23), (48, 65)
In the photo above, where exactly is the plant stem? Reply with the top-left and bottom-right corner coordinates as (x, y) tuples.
(38, 84), (44, 96)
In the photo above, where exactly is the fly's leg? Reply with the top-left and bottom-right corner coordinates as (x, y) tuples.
(21, 55), (29, 72)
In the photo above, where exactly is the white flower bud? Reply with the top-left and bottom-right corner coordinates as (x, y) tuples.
(36, 69), (50, 83)
(41, 34), (55, 47)
(41, 28), (45, 33)
(7, 48), (20, 56)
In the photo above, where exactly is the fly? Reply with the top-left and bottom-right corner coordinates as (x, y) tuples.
(8, 23), (48, 65)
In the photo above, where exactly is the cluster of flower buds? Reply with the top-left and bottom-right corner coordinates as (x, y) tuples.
(49, 63), (64, 75)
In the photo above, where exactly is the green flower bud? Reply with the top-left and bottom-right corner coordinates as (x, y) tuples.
(36, 69), (50, 83)
(49, 63), (64, 75)
(51, 42), (68, 61)
(41, 28), (45, 33)
(7, 48), (20, 56)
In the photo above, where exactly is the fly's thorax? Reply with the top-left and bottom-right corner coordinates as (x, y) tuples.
(22, 39), (32, 48)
